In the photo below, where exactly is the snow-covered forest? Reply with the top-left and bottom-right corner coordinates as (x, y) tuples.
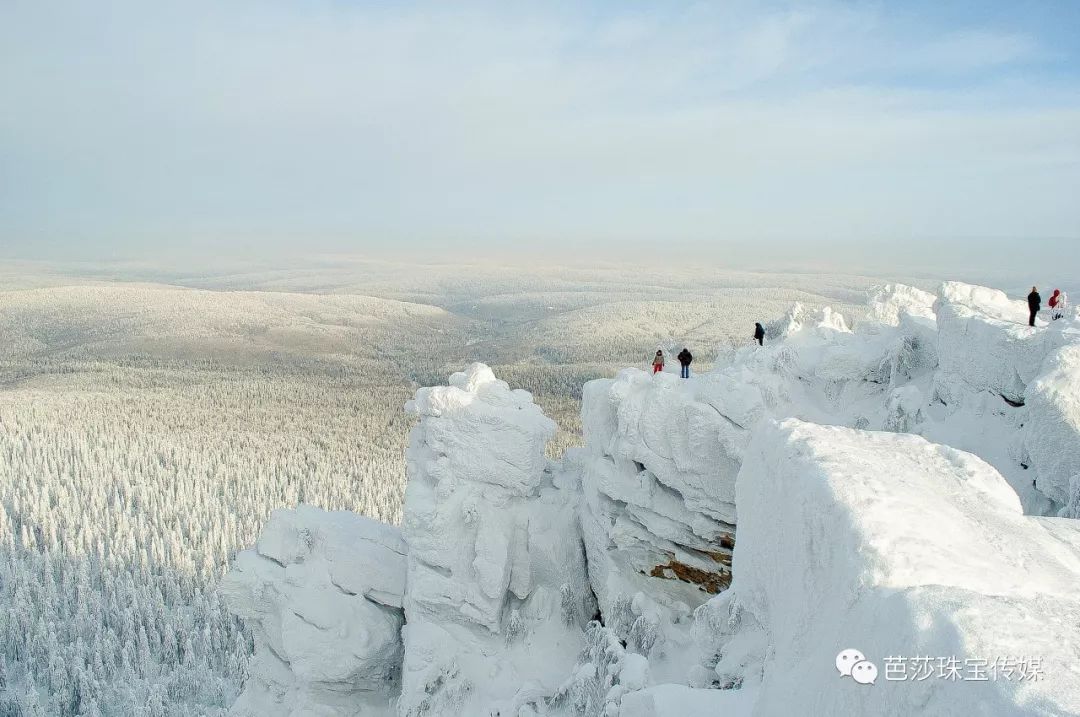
(0, 262), (884, 715)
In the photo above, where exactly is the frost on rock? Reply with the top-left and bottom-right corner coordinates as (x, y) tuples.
(934, 281), (1067, 406)
(867, 283), (937, 327)
(218, 281), (1080, 717)
(1024, 344), (1080, 514)
(219, 505), (407, 717)
(400, 363), (591, 716)
(706, 419), (1080, 716)
(575, 286), (932, 621)
(578, 369), (741, 616)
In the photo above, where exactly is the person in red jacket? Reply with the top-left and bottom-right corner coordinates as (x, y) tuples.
(1049, 289), (1068, 320)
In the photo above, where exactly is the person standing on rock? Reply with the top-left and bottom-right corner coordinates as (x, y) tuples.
(652, 350), (665, 374)
(677, 348), (693, 378)
(754, 322), (765, 346)
(1028, 286), (1042, 327)
(1049, 289), (1068, 320)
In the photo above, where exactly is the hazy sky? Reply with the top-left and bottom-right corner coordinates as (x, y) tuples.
(2, 0), (1078, 264)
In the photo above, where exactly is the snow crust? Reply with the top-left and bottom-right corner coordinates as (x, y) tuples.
(223, 281), (1080, 717)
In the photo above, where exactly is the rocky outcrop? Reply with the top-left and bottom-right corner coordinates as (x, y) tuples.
(219, 505), (407, 717)
(577, 369), (745, 616)
(399, 363), (591, 716)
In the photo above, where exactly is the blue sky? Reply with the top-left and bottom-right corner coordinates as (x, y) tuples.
(1, 0), (1078, 266)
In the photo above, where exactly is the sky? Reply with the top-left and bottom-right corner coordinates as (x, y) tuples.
(1, 0), (1078, 270)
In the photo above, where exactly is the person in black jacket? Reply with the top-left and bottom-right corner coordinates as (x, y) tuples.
(1028, 286), (1041, 327)
(677, 348), (693, 378)
(754, 322), (765, 346)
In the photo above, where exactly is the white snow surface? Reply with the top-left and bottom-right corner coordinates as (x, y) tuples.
(714, 418), (1080, 716)
(222, 281), (1080, 717)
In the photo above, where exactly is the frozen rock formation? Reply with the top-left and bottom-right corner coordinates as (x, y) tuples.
(577, 369), (743, 616)
(219, 505), (407, 717)
(933, 281), (1067, 406)
(574, 283), (942, 622)
(221, 282), (1080, 717)
(867, 282), (937, 327)
(691, 419), (1080, 716)
(1024, 344), (1080, 512)
(399, 363), (591, 716)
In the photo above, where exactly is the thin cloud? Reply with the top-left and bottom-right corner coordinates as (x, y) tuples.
(0, 0), (1077, 259)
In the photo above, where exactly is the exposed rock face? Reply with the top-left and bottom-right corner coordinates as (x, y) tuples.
(219, 505), (407, 717)
(399, 363), (591, 716)
(577, 369), (746, 615)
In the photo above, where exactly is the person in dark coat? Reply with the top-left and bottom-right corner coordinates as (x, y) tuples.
(677, 348), (693, 378)
(1028, 286), (1042, 327)
(754, 322), (765, 346)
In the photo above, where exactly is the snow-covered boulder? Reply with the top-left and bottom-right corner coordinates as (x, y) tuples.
(400, 363), (591, 716)
(220, 505), (407, 717)
(867, 283), (937, 327)
(697, 419), (1080, 715)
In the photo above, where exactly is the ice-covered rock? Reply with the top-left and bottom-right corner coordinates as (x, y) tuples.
(400, 363), (591, 716)
(578, 369), (742, 617)
(221, 281), (1080, 717)
(575, 287), (945, 643)
(934, 281), (1067, 405)
(867, 283), (937, 327)
(219, 505), (407, 717)
(1024, 344), (1080, 513)
(699, 419), (1080, 716)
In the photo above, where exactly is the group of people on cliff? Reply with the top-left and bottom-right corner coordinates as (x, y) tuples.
(654, 288), (1067, 378)
(1027, 286), (1069, 327)
(652, 349), (694, 377)
(652, 322), (766, 378)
